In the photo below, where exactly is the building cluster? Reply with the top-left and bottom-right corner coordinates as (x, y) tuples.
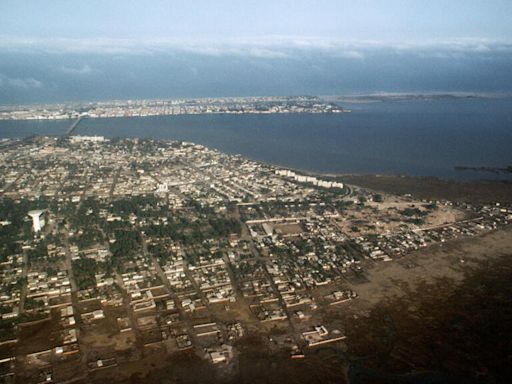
(0, 136), (510, 383)
(0, 254), (24, 320)
(0, 96), (344, 121)
(276, 169), (344, 189)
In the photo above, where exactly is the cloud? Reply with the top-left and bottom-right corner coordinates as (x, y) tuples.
(0, 74), (43, 89)
(0, 35), (511, 60)
(247, 48), (288, 59)
(389, 38), (512, 58)
(60, 64), (93, 74)
(331, 50), (365, 59)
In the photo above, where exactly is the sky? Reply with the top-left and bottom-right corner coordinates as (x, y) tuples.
(1, 0), (511, 41)
(0, 0), (511, 103)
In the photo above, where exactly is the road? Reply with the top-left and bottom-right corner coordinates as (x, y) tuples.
(65, 116), (83, 135)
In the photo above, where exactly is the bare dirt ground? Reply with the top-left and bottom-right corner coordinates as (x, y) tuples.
(343, 226), (512, 309)
(334, 200), (465, 238)
(367, 200), (465, 225)
(423, 204), (465, 226)
(340, 230), (512, 384)
(274, 222), (303, 233)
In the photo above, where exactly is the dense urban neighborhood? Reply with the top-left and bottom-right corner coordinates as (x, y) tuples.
(0, 96), (344, 121)
(0, 136), (511, 383)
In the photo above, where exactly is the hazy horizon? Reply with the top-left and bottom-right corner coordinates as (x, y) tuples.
(1, 1), (511, 104)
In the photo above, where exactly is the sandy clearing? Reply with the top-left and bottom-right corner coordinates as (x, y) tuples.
(345, 227), (512, 308)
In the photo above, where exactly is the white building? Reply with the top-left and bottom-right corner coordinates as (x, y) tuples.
(28, 210), (44, 233)
(69, 135), (106, 143)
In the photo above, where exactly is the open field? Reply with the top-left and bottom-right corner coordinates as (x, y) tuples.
(345, 254), (512, 383)
(343, 226), (512, 308)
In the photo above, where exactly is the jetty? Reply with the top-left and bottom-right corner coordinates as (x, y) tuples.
(66, 116), (83, 135)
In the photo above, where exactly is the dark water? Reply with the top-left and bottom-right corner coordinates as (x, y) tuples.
(0, 119), (71, 137)
(1, 98), (511, 181)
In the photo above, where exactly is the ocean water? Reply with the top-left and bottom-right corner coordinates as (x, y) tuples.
(1, 98), (512, 181)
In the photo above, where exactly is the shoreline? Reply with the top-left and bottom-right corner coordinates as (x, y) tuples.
(332, 173), (512, 203)
(283, 166), (512, 203)
(6, 135), (512, 203)
(0, 110), (347, 122)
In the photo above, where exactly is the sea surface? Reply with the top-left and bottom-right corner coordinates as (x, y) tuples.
(1, 98), (512, 181)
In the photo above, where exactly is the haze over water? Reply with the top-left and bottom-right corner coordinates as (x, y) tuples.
(2, 97), (511, 181)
